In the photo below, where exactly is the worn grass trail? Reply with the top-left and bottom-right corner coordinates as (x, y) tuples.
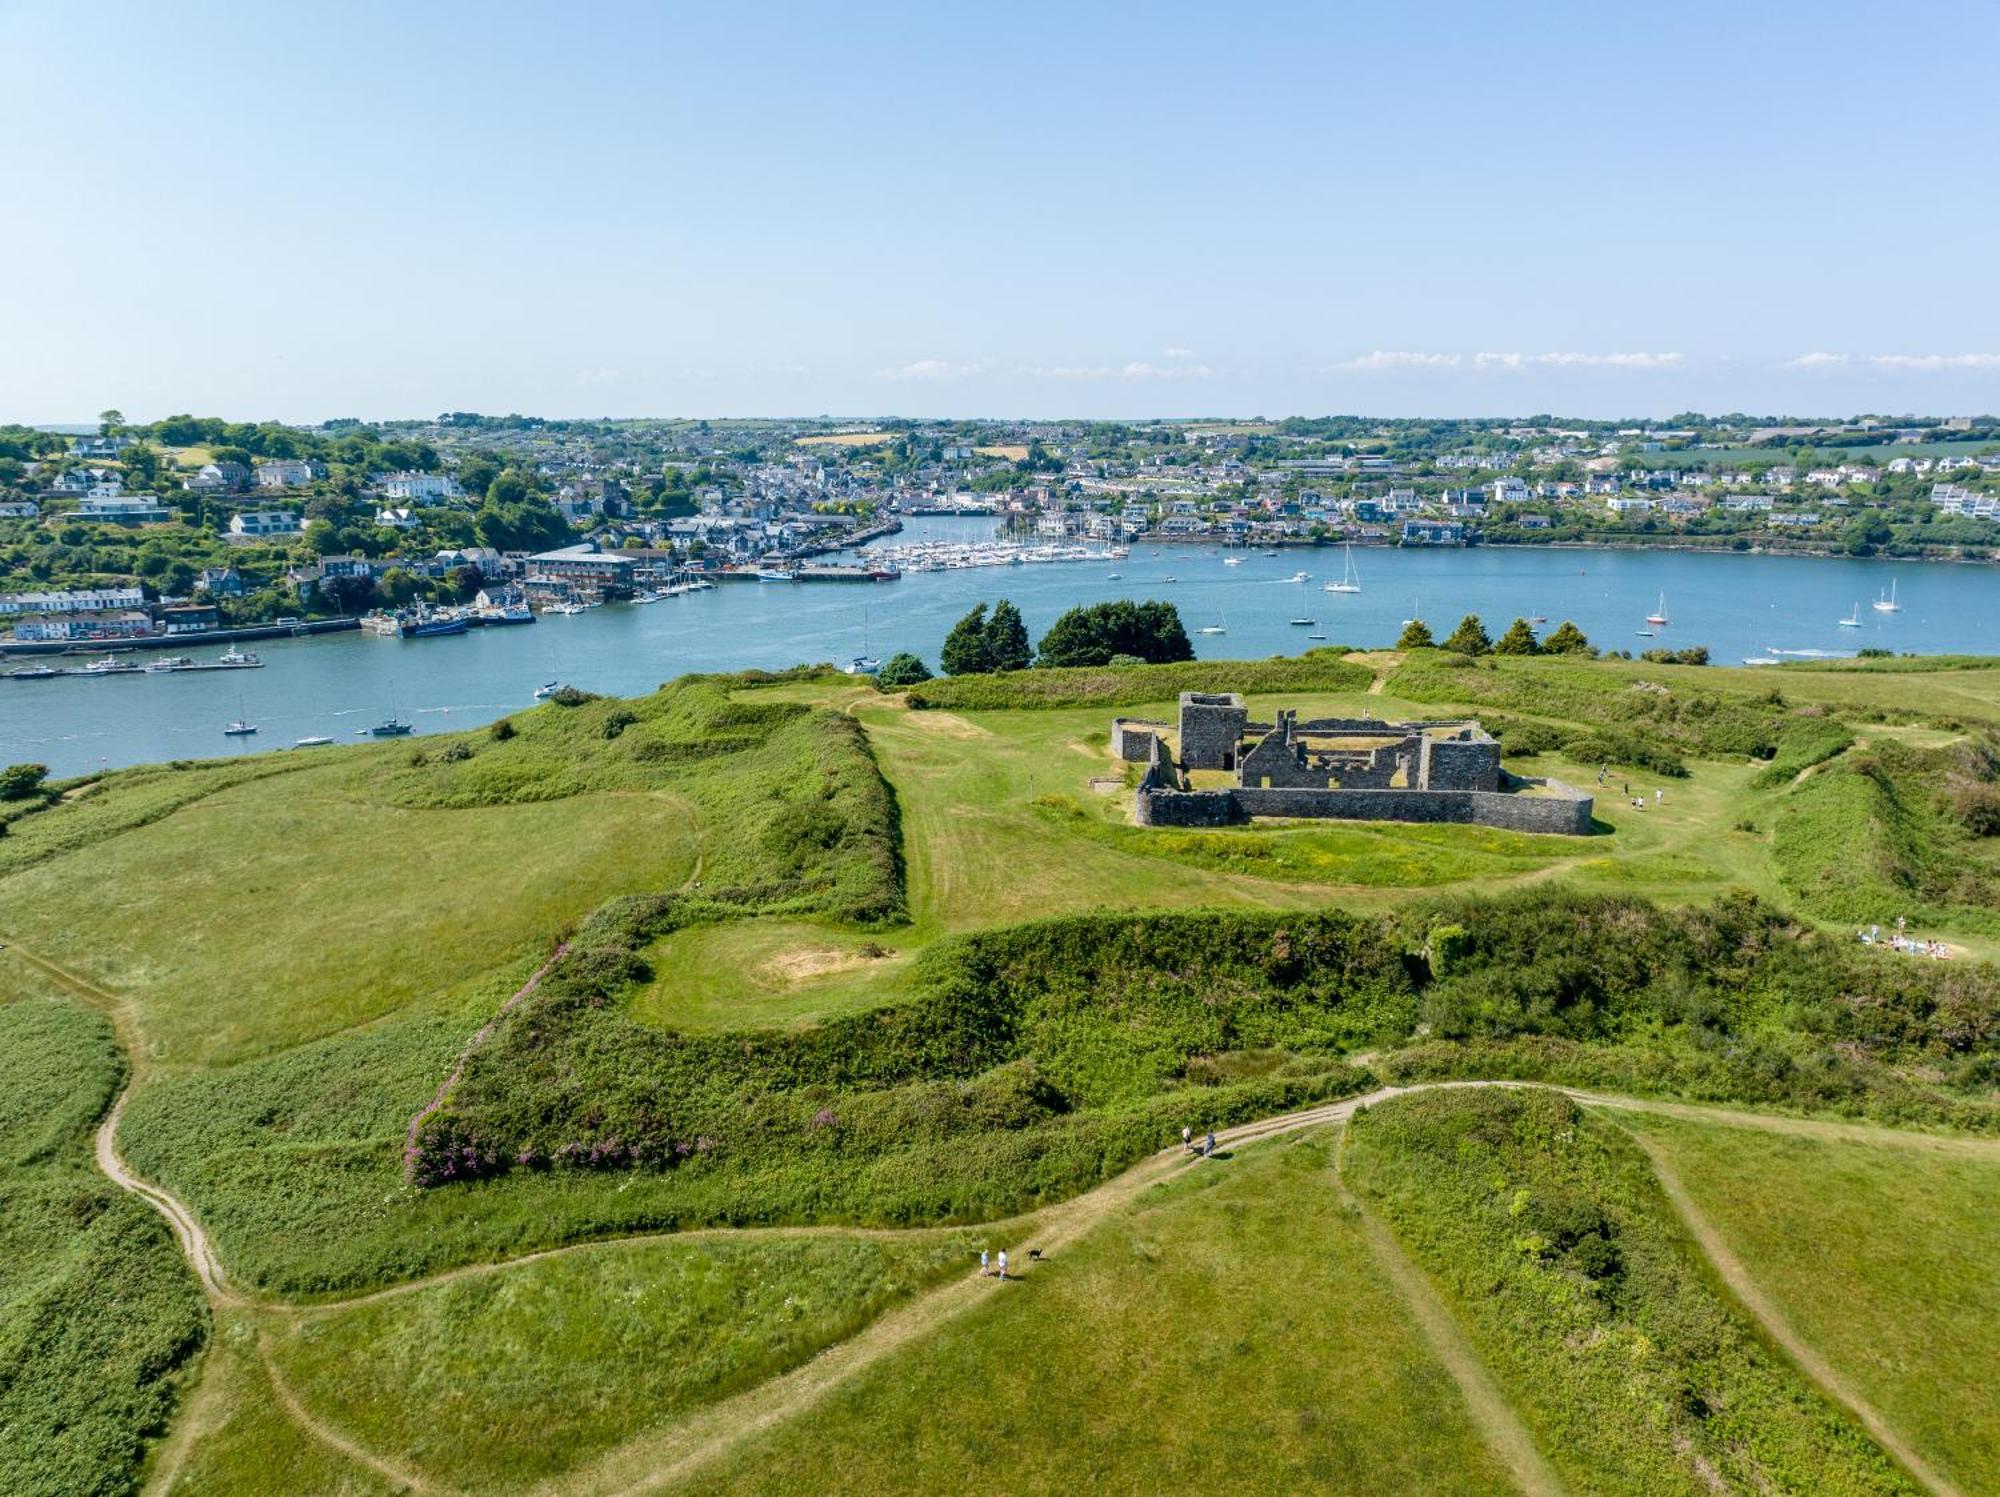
(1625, 1129), (1964, 1497)
(1332, 1127), (1567, 1497)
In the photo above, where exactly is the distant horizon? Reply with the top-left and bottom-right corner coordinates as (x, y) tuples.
(21, 408), (2000, 432)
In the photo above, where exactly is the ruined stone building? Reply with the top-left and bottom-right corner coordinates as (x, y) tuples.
(1113, 692), (1593, 835)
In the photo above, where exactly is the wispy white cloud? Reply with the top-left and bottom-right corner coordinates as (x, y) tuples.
(1324, 350), (1681, 373)
(1119, 360), (1213, 379)
(1021, 360), (1213, 380)
(1473, 351), (1683, 371)
(1163, 346), (1199, 359)
(1323, 350), (1463, 371)
(874, 358), (984, 381)
(1788, 351), (2000, 371)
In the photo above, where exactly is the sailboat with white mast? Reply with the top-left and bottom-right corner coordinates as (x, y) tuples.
(1872, 579), (1902, 613)
(1323, 544), (1361, 594)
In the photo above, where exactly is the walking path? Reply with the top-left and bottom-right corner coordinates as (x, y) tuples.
(9, 927), (1979, 1497)
(1629, 1132), (1963, 1497)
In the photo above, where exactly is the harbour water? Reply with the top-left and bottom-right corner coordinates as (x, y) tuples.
(6, 515), (1996, 777)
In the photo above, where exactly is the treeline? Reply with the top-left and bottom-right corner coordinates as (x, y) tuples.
(882, 598), (1196, 686)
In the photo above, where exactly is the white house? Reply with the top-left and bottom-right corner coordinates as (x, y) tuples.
(374, 507), (419, 529)
(1490, 476), (1530, 505)
(0, 499), (38, 519)
(254, 458), (326, 489)
(0, 585), (147, 616)
(78, 493), (174, 523)
(374, 471), (464, 503)
(228, 510), (303, 539)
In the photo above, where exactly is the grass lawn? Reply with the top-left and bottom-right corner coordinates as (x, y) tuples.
(699, 1129), (1519, 1496)
(0, 763), (697, 1069)
(629, 919), (919, 1030)
(1615, 1110), (2000, 1496)
(161, 1318), (401, 1497)
(263, 1230), (974, 1492)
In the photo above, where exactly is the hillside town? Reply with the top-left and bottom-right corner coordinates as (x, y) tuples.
(2, 410), (1998, 645)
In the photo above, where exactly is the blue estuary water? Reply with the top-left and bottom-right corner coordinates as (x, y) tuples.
(6, 516), (1997, 776)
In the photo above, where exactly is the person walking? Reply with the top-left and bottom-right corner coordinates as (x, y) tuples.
(1181, 1124), (1193, 1152)
(1204, 1130), (1216, 1158)
(997, 1249), (1009, 1280)
(979, 1249), (990, 1277)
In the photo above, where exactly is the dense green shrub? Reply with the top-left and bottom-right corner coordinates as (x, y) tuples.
(905, 649), (1370, 711)
(874, 652), (932, 688)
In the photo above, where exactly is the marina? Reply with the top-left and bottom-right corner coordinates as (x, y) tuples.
(5, 515), (1996, 777)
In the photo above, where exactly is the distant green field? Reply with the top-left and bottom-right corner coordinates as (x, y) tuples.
(0, 766), (697, 1069)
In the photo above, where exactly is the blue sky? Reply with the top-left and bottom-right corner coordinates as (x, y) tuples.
(4, 0), (1998, 422)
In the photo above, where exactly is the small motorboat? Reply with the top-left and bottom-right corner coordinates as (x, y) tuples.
(5, 664), (61, 680)
(294, 735), (334, 748)
(1288, 617), (1317, 627)
(1162, 574), (1179, 583)
(533, 680), (561, 700)
(843, 656), (881, 676)
(363, 718), (414, 737)
(1290, 571), (1310, 582)
(148, 656), (196, 672)
(1307, 633), (1328, 641)
(223, 719), (258, 737)
(215, 647), (263, 666)
(1222, 556), (1244, 567)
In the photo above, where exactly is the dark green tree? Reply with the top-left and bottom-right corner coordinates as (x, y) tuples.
(1493, 618), (1541, 655)
(1543, 620), (1594, 655)
(1442, 614), (1492, 655)
(1034, 599), (1192, 667)
(0, 762), (49, 800)
(875, 651), (932, 687)
(1395, 618), (1435, 649)
(940, 603), (993, 675)
(985, 599), (1032, 671)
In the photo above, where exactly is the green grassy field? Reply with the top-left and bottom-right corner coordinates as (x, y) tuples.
(6, 652), (2000, 1494)
(701, 1130), (1521, 1497)
(0, 766), (697, 1070)
(264, 1230), (976, 1491)
(1619, 1111), (2000, 1495)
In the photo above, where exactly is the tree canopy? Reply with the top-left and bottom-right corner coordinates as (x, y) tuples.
(1035, 599), (1192, 668)
(1442, 614), (1493, 656)
(1396, 618), (1435, 650)
(1493, 618), (1541, 655)
(1543, 620), (1594, 655)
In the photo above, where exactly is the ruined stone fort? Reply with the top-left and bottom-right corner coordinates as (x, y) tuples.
(1114, 692), (1594, 835)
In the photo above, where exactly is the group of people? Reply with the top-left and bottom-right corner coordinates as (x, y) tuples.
(977, 1249), (1011, 1280)
(1595, 768), (1664, 812)
(1181, 1125), (1217, 1157)
(1858, 923), (1952, 960)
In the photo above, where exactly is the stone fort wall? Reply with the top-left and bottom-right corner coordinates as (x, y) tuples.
(1134, 779), (1594, 836)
